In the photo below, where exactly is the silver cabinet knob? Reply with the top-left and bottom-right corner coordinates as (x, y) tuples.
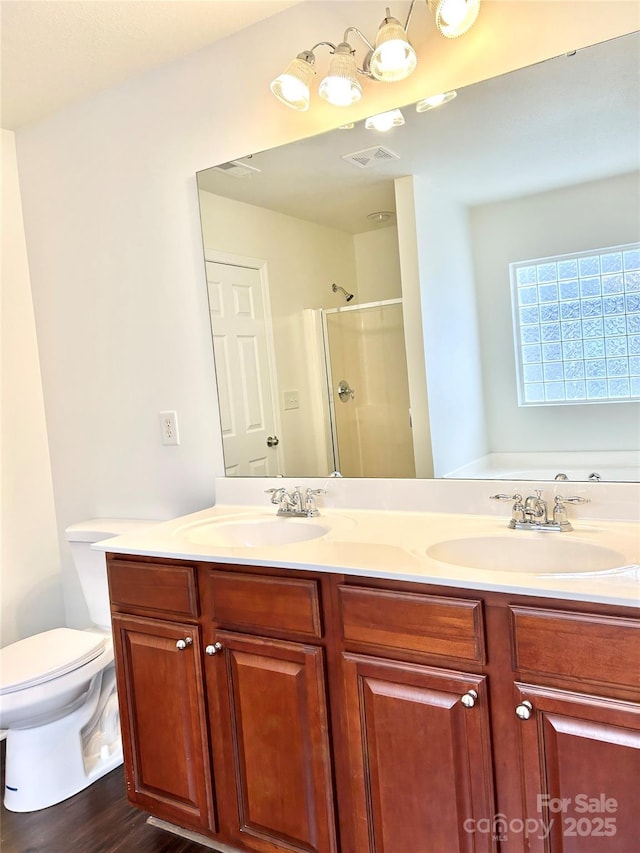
(515, 700), (533, 720)
(176, 637), (193, 651)
(461, 689), (478, 708)
(205, 642), (223, 656)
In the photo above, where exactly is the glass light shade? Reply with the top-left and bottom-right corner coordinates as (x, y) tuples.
(428, 0), (481, 38)
(415, 90), (457, 112)
(319, 44), (362, 107)
(270, 52), (316, 111)
(369, 16), (417, 82)
(364, 109), (405, 132)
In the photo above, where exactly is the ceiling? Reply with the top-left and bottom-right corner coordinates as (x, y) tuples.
(197, 33), (640, 233)
(0, 0), (303, 129)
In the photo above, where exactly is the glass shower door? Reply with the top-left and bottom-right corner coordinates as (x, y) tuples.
(323, 300), (415, 478)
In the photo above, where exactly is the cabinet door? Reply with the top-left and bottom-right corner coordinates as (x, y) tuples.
(206, 630), (337, 853)
(111, 614), (215, 831)
(515, 683), (640, 853)
(343, 653), (495, 853)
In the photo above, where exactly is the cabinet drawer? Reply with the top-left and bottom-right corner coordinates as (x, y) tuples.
(205, 570), (323, 639)
(510, 606), (640, 689)
(108, 559), (199, 619)
(338, 585), (485, 663)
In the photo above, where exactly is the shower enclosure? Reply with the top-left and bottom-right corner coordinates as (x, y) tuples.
(322, 299), (415, 478)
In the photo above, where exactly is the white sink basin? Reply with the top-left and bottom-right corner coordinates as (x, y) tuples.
(179, 517), (329, 548)
(426, 535), (628, 574)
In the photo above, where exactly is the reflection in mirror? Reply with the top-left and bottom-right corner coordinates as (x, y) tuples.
(197, 33), (640, 482)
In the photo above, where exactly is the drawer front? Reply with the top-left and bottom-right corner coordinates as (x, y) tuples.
(206, 570), (323, 639)
(108, 559), (199, 619)
(510, 606), (640, 689)
(339, 585), (485, 663)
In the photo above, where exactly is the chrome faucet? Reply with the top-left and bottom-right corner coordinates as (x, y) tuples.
(265, 486), (326, 517)
(524, 490), (548, 524)
(490, 490), (589, 532)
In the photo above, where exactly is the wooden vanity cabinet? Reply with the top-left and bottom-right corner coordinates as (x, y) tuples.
(509, 606), (640, 853)
(199, 566), (338, 853)
(107, 557), (215, 833)
(336, 583), (496, 853)
(107, 553), (640, 853)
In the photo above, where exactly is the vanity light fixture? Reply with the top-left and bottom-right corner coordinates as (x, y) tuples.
(319, 42), (363, 106)
(415, 89), (457, 111)
(270, 1), (481, 111)
(369, 10), (417, 82)
(365, 108), (405, 131)
(428, 0), (482, 38)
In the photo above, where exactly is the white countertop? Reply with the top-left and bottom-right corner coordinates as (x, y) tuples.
(95, 504), (640, 608)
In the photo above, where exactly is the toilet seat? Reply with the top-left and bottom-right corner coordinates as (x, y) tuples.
(0, 628), (107, 695)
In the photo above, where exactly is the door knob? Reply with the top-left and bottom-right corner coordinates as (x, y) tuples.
(266, 435), (279, 447)
(461, 689), (478, 708)
(205, 642), (223, 656)
(176, 637), (193, 651)
(515, 700), (533, 720)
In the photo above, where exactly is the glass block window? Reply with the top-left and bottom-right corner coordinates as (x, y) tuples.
(510, 243), (640, 405)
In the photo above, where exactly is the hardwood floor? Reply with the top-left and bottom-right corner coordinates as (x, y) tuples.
(0, 744), (212, 853)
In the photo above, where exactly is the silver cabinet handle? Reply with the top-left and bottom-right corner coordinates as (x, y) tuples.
(515, 700), (533, 720)
(176, 637), (193, 651)
(461, 689), (478, 708)
(205, 642), (223, 656)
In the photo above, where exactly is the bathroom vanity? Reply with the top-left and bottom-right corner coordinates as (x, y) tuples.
(102, 503), (639, 853)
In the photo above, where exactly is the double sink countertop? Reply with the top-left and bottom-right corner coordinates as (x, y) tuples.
(95, 503), (640, 608)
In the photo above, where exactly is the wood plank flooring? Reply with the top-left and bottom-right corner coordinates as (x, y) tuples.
(0, 744), (211, 853)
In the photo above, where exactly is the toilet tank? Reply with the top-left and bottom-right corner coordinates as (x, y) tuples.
(65, 519), (158, 630)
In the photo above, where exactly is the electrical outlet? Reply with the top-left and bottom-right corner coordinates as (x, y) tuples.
(159, 410), (180, 445)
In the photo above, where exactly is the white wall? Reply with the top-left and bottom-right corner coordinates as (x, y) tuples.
(471, 172), (640, 453)
(413, 179), (488, 477)
(11, 1), (639, 625)
(1, 129), (65, 645)
(198, 190), (356, 475)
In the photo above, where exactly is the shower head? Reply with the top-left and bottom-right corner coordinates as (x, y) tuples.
(332, 283), (354, 302)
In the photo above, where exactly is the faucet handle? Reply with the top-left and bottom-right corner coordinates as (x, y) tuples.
(304, 488), (325, 516)
(490, 493), (523, 502)
(555, 495), (590, 504)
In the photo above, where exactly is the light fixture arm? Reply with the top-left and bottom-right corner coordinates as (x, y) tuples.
(343, 27), (375, 53)
(309, 41), (338, 54)
(403, 0), (418, 31)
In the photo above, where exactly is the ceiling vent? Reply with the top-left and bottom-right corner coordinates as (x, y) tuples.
(341, 145), (401, 169)
(212, 160), (261, 178)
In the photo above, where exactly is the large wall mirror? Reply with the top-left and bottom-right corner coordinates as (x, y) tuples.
(196, 32), (640, 483)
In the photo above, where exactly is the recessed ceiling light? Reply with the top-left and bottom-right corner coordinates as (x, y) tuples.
(367, 211), (395, 223)
(364, 109), (405, 132)
(415, 90), (457, 112)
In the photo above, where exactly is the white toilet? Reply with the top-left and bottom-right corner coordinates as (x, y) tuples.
(0, 518), (154, 812)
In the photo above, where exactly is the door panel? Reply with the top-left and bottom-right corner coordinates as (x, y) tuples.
(111, 615), (215, 831)
(207, 630), (337, 853)
(515, 683), (640, 852)
(206, 260), (280, 476)
(343, 653), (495, 853)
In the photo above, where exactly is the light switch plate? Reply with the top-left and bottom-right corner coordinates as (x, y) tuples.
(283, 390), (299, 410)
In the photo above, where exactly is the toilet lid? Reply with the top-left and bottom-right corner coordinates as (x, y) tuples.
(0, 628), (107, 695)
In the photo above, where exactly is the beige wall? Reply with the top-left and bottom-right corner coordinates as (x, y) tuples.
(1, 129), (65, 644)
(353, 227), (402, 304)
